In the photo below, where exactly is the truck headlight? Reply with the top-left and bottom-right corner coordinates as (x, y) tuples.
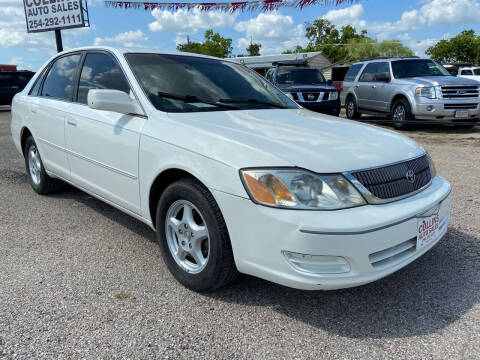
(240, 169), (366, 210)
(329, 91), (339, 101)
(416, 87), (437, 99)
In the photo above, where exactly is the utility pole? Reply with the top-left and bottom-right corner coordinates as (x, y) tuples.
(55, 29), (63, 53)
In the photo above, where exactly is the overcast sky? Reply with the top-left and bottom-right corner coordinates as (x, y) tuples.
(1, 0), (480, 71)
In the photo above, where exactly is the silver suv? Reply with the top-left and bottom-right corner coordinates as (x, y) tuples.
(341, 57), (480, 129)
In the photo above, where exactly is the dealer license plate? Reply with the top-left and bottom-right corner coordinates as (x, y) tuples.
(455, 110), (469, 118)
(417, 214), (440, 249)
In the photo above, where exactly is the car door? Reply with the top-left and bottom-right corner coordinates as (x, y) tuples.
(31, 53), (82, 179)
(370, 62), (392, 112)
(356, 63), (378, 109)
(64, 51), (146, 215)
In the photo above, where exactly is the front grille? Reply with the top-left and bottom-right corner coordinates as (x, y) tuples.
(441, 86), (479, 99)
(444, 103), (478, 110)
(369, 238), (416, 270)
(351, 155), (432, 200)
(301, 92), (320, 101)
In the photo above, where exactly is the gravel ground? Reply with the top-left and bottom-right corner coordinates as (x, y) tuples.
(0, 109), (479, 359)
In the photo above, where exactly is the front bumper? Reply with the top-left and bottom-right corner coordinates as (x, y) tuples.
(412, 98), (480, 121)
(300, 99), (341, 115)
(213, 176), (451, 290)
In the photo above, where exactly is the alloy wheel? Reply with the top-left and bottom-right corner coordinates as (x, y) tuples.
(165, 200), (210, 274)
(394, 104), (406, 123)
(347, 100), (355, 118)
(28, 145), (42, 186)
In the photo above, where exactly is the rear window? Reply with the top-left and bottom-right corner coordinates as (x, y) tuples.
(461, 69), (474, 75)
(344, 64), (363, 81)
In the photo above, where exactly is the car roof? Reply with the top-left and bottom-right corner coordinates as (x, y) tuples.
(54, 46), (230, 62)
(352, 57), (424, 65)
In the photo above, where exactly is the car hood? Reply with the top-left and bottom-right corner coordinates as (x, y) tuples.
(278, 84), (337, 92)
(161, 109), (424, 173)
(396, 75), (480, 86)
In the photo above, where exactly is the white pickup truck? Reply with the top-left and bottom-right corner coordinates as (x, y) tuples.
(456, 67), (480, 81)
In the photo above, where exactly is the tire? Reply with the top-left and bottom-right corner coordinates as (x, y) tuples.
(156, 178), (238, 292)
(345, 97), (360, 120)
(392, 99), (414, 130)
(24, 136), (63, 194)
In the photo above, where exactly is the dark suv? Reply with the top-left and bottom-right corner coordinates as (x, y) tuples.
(0, 71), (35, 106)
(265, 62), (340, 116)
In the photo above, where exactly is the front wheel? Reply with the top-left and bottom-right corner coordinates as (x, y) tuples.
(156, 178), (238, 291)
(392, 99), (414, 130)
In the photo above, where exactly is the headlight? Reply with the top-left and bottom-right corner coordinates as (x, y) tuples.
(329, 91), (339, 101)
(426, 151), (437, 178)
(240, 169), (366, 210)
(415, 86), (436, 99)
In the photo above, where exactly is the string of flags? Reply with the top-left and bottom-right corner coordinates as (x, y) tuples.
(103, 0), (357, 13)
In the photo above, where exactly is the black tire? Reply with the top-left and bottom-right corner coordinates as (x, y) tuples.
(156, 178), (238, 292)
(24, 136), (63, 195)
(392, 99), (414, 130)
(345, 97), (360, 119)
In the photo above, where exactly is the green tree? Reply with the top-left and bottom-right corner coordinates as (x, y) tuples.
(377, 40), (414, 58)
(177, 29), (233, 58)
(426, 30), (480, 64)
(345, 38), (379, 61)
(246, 42), (261, 56)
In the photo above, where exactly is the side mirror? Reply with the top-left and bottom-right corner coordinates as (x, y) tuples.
(327, 79), (333, 85)
(87, 89), (144, 116)
(376, 72), (391, 82)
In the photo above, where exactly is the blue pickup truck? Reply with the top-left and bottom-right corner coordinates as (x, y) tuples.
(265, 62), (340, 116)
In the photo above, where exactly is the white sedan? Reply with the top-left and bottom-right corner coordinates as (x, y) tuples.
(10, 47), (451, 291)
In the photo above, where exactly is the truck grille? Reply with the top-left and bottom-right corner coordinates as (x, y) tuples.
(350, 155), (432, 200)
(444, 103), (478, 110)
(441, 86), (479, 99)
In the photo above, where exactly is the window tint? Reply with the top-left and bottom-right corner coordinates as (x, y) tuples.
(461, 69), (474, 75)
(359, 63), (378, 82)
(374, 62), (390, 81)
(77, 53), (130, 104)
(29, 70), (46, 96)
(344, 64), (363, 81)
(41, 54), (81, 100)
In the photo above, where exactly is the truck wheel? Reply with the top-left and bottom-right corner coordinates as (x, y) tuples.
(24, 136), (63, 194)
(156, 178), (238, 292)
(346, 97), (360, 119)
(392, 99), (413, 130)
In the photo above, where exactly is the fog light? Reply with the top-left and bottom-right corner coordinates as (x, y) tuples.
(426, 105), (434, 111)
(282, 251), (350, 274)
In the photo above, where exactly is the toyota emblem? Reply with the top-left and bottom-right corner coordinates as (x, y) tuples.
(308, 94), (315, 100)
(406, 170), (416, 183)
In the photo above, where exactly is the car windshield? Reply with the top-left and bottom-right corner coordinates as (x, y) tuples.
(125, 53), (298, 113)
(391, 59), (451, 78)
(276, 68), (327, 85)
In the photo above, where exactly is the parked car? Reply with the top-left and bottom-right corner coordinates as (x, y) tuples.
(0, 71), (35, 106)
(11, 47), (451, 291)
(341, 57), (480, 129)
(265, 62), (341, 116)
(456, 66), (480, 81)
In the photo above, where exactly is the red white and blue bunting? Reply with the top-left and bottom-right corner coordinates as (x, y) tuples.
(103, 0), (357, 13)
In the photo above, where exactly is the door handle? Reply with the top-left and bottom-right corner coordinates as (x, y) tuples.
(372, 85), (377, 89)
(31, 109), (37, 114)
(67, 120), (77, 127)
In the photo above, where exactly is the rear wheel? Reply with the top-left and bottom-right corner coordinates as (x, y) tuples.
(345, 97), (360, 119)
(392, 99), (414, 130)
(156, 178), (238, 291)
(24, 136), (63, 194)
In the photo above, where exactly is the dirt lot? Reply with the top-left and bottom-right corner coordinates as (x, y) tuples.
(1, 109), (479, 359)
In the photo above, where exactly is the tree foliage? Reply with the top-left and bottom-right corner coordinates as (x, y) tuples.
(177, 29), (233, 58)
(426, 30), (480, 64)
(246, 42), (261, 56)
(283, 19), (414, 62)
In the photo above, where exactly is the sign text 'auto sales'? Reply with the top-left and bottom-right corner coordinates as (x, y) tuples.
(23, 0), (86, 33)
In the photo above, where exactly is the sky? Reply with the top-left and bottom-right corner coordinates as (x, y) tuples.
(1, 0), (480, 71)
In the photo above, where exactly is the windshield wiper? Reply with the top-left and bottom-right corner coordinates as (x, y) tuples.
(218, 98), (287, 109)
(157, 92), (240, 110)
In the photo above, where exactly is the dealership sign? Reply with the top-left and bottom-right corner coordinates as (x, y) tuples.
(23, 0), (89, 33)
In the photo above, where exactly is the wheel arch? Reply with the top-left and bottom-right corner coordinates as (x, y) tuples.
(390, 93), (411, 113)
(20, 127), (33, 156)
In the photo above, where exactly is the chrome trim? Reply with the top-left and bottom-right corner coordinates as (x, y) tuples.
(343, 153), (431, 205)
(37, 137), (138, 180)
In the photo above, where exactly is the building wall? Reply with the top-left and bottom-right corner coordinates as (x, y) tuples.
(306, 54), (332, 73)
(0, 65), (17, 71)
